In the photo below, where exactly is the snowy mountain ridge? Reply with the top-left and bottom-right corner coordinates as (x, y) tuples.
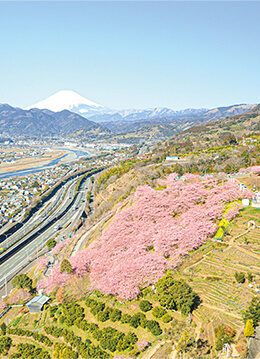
(26, 90), (255, 123)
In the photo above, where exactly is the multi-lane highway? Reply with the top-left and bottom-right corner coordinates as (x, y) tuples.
(0, 174), (91, 291)
(0, 180), (75, 251)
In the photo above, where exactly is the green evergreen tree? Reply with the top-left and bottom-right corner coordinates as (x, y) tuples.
(60, 259), (73, 274)
(12, 274), (32, 291)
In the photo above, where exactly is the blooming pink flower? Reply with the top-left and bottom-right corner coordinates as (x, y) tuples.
(38, 177), (253, 298)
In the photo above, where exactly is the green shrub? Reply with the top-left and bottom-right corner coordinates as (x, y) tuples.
(47, 238), (57, 251)
(121, 313), (132, 324)
(60, 259), (73, 274)
(234, 272), (245, 284)
(0, 336), (12, 356)
(88, 323), (99, 333)
(146, 320), (162, 336)
(11, 343), (50, 359)
(139, 300), (153, 312)
(11, 274), (32, 291)
(109, 309), (122, 322)
(97, 311), (110, 322)
(129, 314), (141, 328)
(152, 306), (166, 318)
(161, 313), (172, 323)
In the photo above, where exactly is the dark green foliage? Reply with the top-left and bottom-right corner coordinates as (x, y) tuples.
(44, 326), (80, 351)
(92, 329), (103, 341)
(0, 336), (12, 355)
(87, 191), (91, 202)
(85, 298), (96, 307)
(234, 272), (245, 283)
(135, 312), (147, 328)
(60, 303), (85, 326)
(11, 274), (32, 291)
(53, 343), (78, 359)
(121, 313), (132, 324)
(60, 259), (74, 274)
(139, 300), (153, 312)
(224, 134), (237, 145)
(90, 302), (105, 316)
(0, 322), (6, 335)
(129, 313), (141, 328)
(161, 313), (172, 323)
(88, 323), (99, 333)
(109, 308), (122, 322)
(248, 272), (254, 282)
(244, 296), (260, 326)
(74, 318), (90, 332)
(125, 331), (138, 345)
(215, 340), (223, 351)
(78, 343), (109, 359)
(152, 306), (166, 318)
(7, 328), (53, 347)
(99, 327), (124, 352)
(156, 275), (200, 316)
(49, 306), (58, 317)
(47, 238), (57, 251)
(46, 323), (110, 359)
(85, 298), (106, 317)
(97, 310), (110, 322)
(10, 343), (50, 359)
(146, 320), (162, 336)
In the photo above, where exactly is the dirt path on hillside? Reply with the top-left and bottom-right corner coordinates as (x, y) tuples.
(201, 303), (241, 319)
(141, 341), (166, 359)
(232, 242), (260, 260)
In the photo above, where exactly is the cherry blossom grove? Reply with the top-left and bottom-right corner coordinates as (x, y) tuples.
(39, 176), (253, 299)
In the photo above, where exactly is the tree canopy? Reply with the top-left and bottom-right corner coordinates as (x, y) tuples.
(60, 259), (73, 274)
(12, 274), (32, 291)
(244, 296), (260, 326)
(156, 276), (200, 316)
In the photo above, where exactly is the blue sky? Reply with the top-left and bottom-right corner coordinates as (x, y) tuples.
(0, 1), (259, 110)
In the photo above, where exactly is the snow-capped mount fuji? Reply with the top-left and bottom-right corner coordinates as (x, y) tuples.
(26, 90), (110, 117)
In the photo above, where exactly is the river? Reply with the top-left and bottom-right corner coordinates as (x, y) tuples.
(0, 147), (93, 180)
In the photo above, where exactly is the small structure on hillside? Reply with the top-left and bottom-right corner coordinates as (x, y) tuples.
(248, 220), (256, 230)
(26, 295), (50, 313)
(165, 156), (179, 161)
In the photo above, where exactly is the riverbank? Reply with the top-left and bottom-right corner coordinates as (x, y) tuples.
(0, 149), (65, 174)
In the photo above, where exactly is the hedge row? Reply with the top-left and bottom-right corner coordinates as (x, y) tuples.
(85, 298), (162, 336)
(44, 325), (109, 358)
(9, 343), (50, 359)
(7, 328), (52, 347)
(59, 303), (85, 326)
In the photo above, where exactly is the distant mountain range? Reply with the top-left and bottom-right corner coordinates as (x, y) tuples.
(0, 90), (256, 142)
(0, 104), (109, 137)
(26, 90), (256, 124)
(172, 103), (260, 145)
